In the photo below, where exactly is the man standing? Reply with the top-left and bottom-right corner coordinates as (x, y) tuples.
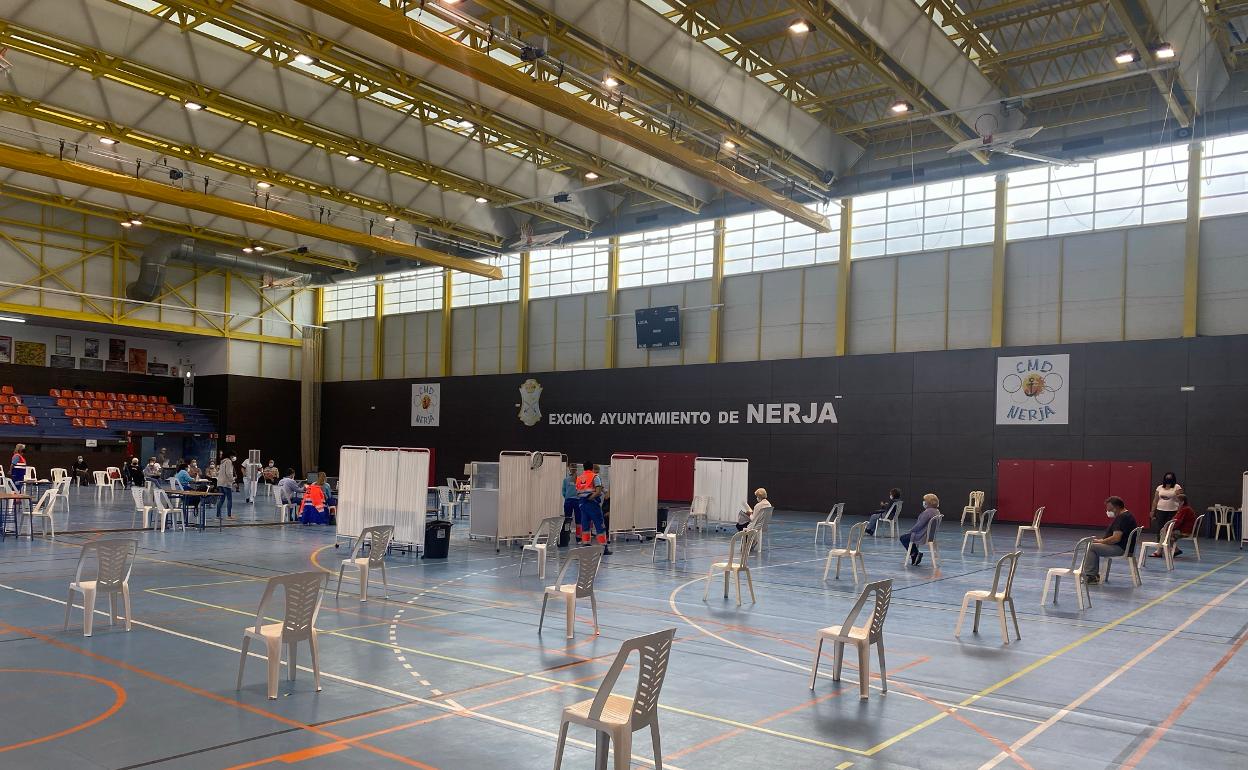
(575, 461), (610, 555)
(1083, 496), (1138, 584)
(215, 452), (236, 519)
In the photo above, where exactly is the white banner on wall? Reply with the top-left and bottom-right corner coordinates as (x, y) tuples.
(996, 354), (1069, 425)
(411, 383), (441, 427)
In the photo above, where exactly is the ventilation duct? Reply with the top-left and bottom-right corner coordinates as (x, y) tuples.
(127, 235), (314, 301)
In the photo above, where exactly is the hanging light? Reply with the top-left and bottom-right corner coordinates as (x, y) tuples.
(1152, 42), (1176, 59)
(385, 215), (398, 222)
(98, 136), (118, 146)
(584, 171), (599, 180)
(457, 119), (474, 129)
(890, 99), (913, 114)
(602, 75), (619, 88)
(722, 139), (736, 151)
(184, 101), (203, 111)
(789, 20), (810, 34)
(129, 218), (143, 226)
(475, 196), (488, 204)
(345, 154), (361, 162)
(293, 53), (316, 65)
(1115, 49), (1140, 64)
(119, 220), (133, 228)
(242, 246), (254, 254)
(255, 181), (272, 189)
(253, 245), (265, 252)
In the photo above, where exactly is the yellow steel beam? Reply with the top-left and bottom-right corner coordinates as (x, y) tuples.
(440, 270), (454, 376)
(708, 220), (726, 363)
(374, 280), (385, 379)
(991, 174), (1008, 348)
(0, 143), (501, 279)
(518, 250), (531, 372)
(290, 0), (831, 233)
(0, 300), (302, 347)
(605, 236), (620, 369)
(1182, 142), (1201, 337)
(1106, 0), (1193, 127)
(0, 20), (591, 236)
(835, 200), (852, 356)
(130, 0), (702, 214)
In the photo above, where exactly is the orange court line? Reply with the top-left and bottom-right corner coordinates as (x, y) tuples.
(0, 620), (438, 770)
(0, 669), (126, 754)
(1120, 626), (1248, 769)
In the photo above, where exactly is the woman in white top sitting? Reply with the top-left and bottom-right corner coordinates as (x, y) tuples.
(737, 488), (771, 531)
(1150, 472), (1182, 533)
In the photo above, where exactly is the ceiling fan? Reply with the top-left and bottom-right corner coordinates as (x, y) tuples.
(947, 125), (1076, 167)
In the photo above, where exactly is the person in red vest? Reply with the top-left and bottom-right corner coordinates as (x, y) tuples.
(575, 461), (611, 555)
(9, 443), (27, 490)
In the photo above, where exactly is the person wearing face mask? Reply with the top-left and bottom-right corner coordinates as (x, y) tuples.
(215, 452), (236, 519)
(738, 488), (771, 532)
(1151, 493), (1196, 558)
(1083, 496), (1138, 584)
(72, 455), (91, 486)
(123, 457), (145, 488)
(1150, 472), (1183, 534)
(900, 493), (941, 566)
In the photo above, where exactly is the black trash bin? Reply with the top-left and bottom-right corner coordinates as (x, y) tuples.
(560, 513), (573, 547)
(423, 520), (452, 559)
(657, 507), (669, 532)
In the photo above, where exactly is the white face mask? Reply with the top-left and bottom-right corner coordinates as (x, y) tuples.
(1106, 509), (1116, 518)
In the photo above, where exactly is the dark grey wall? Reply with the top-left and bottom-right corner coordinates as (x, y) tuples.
(320, 334), (1248, 517)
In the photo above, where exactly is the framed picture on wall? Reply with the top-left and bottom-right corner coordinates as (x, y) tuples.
(55, 335), (71, 356)
(0, 336), (10, 364)
(84, 338), (100, 358)
(79, 357), (104, 371)
(128, 348), (148, 374)
(109, 338), (126, 362)
(105, 360), (128, 373)
(147, 362), (169, 376)
(50, 354), (76, 369)
(170, 366), (179, 377)
(14, 341), (46, 366)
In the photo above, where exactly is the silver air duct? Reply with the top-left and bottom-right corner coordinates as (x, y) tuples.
(127, 235), (314, 301)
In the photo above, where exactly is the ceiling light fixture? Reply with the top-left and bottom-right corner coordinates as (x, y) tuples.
(242, 246), (254, 253)
(293, 53), (316, 65)
(384, 215), (398, 222)
(98, 136), (118, 145)
(119, 221), (132, 228)
(256, 181), (272, 189)
(584, 171), (599, 180)
(457, 119), (474, 129)
(475, 196), (489, 204)
(722, 139), (736, 151)
(1115, 49), (1139, 64)
(1152, 42), (1176, 59)
(890, 99), (913, 114)
(184, 101), (203, 111)
(129, 218), (143, 226)
(0, 315), (25, 323)
(253, 245), (265, 252)
(345, 154), (360, 162)
(603, 75), (619, 88)
(789, 20), (810, 34)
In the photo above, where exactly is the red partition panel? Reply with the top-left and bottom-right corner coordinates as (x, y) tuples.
(1110, 461), (1153, 527)
(640, 452), (697, 502)
(1033, 461), (1072, 524)
(996, 460), (1034, 522)
(1070, 461), (1110, 526)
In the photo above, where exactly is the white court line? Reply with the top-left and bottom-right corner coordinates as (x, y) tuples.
(0, 580), (680, 770)
(977, 575), (1248, 770)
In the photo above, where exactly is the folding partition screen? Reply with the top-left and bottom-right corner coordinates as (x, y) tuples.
(497, 451), (565, 546)
(608, 454), (660, 536)
(335, 445), (431, 550)
(693, 457), (750, 525)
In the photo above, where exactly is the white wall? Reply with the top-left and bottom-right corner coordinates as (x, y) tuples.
(323, 212), (1248, 381)
(0, 318), (188, 371)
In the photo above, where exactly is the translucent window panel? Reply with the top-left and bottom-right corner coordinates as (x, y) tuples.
(1144, 201), (1187, 223)
(529, 239), (609, 298)
(452, 257), (519, 307)
(1096, 168), (1143, 192)
(324, 278), (376, 321)
(619, 221), (715, 286)
(383, 267), (443, 315)
(1097, 151), (1143, 173)
(1205, 132), (1248, 156)
(1202, 192), (1248, 217)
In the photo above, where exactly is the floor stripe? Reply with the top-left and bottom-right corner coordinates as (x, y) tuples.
(974, 570), (1248, 770)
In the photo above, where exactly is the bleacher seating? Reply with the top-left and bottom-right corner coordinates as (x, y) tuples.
(0, 385), (37, 427)
(0, 387), (215, 439)
(49, 388), (184, 426)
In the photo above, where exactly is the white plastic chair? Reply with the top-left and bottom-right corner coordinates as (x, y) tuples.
(961, 508), (997, 555)
(702, 528), (758, 605)
(19, 488), (57, 538)
(745, 504), (773, 561)
(553, 627), (675, 770)
(961, 490), (985, 527)
(130, 487), (152, 529)
(64, 539), (136, 637)
(1042, 536), (1093, 610)
(956, 551), (1022, 644)
(651, 509), (691, 564)
(689, 495), (710, 532)
(237, 571), (324, 700)
(335, 525), (394, 601)
(272, 483), (294, 521)
(873, 500), (901, 539)
(93, 471), (109, 498)
(520, 515), (564, 579)
(809, 579), (892, 699)
(436, 486), (462, 520)
(540, 545), (603, 639)
(816, 503), (844, 546)
(824, 520), (868, 583)
(50, 467), (67, 483)
(1177, 514), (1205, 560)
(1139, 520), (1177, 572)
(152, 488), (184, 532)
(48, 476), (72, 518)
(902, 514), (943, 569)
(105, 466), (124, 491)
(1212, 504), (1234, 541)
(1104, 526), (1144, 586)
(1014, 506), (1045, 549)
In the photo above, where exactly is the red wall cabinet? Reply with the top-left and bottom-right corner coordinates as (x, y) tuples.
(996, 460), (1035, 523)
(1110, 461), (1153, 528)
(1069, 461), (1110, 526)
(1033, 461), (1072, 524)
(998, 458), (1151, 529)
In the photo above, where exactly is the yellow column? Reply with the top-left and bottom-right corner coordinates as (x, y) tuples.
(708, 219), (725, 363)
(440, 269), (453, 376)
(313, 287), (324, 326)
(517, 251), (531, 372)
(1182, 142), (1202, 338)
(834, 201), (852, 356)
(373, 279), (384, 379)
(605, 236), (620, 368)
(990, 173), (1008, 348)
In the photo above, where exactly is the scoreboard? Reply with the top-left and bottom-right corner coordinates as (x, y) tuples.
(635, 305), (681, 349)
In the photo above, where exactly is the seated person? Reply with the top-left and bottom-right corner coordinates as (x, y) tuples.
(315, 471), (334, 506)
(900, 493), (940, 565)
(123, 457), (145, 488)
(143, 458), (163, 485)
(277, 468), (303, 509)
(1083, 496), (1138, 585)
(262, 461), (279, 483)
(865, 488), (903, 535)
(72, 455), (91, 486)
(187, 459), (201, 480)
(737, 487), (771, 532)
(301, 481), (328, 525)
(1151, 493), (1196, 558)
